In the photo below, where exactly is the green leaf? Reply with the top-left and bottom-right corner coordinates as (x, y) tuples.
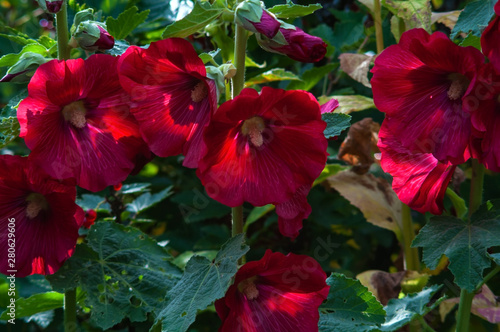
(322, 113), (351, 138)
(459, 33), (481, 50)
(105, 39), (131, 56)
(0, 292), (63, 320)
(412, 202), (500, 291)
(126, 186), (173, 214)
(0, 90), (26, 148)
(246, 68), (300, 86)
(319, 273), (386, 332)
(382, 0), (432, 32)
(323, 95), (375, 114)
(106, 6), (150, 40)
(162, 0), (225, 39)
(245, 56), (266, 68)
(0, 33), (37, 46)
(379, 285), (445, 331)
(451, 0), (496, 39)
(47, 222), (182, 330)
(0, 44), (48, 68)
(76, 194), (111, 213)
(244, 204), (275, 231)
(199, 49), (221, 64)
(37, 35), (56, 49)
(287, 63), (337, 91)
(120, 183), (151, 194)
(156, 234), (249, 332)
(313, 164), (348, 186)
(268, 3), (322, 19)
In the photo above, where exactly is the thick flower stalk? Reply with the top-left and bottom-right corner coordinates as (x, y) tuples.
(118, 38), (217, 168)
(18, 54), (150, 192)
(215, 250), (329, 332)
(0, 155), (84, 277)
(197, 87), (328, 238)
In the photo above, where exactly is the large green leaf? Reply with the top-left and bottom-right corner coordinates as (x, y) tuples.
(0, 292), (63, 320)
(126, 186), (173, 214)
(0, 44), (48, 68)
(156, 234), (249, 332)
(0, 90), (25, 148)
(412, 200), (500, 291)
(47, 222), (182, 330)
(246, 68), (300, 86)
(382, 0), (432, 32)
(162, 0), (226, 39)
(319, 273), (386, 332)
(106, 6), (150, 40)
(322, 113), (351, 139)
(76, 194), (111, 213)
(451, 0), (496, 39)
(267, 3), (322, 19)
(379, 285), (444, 331)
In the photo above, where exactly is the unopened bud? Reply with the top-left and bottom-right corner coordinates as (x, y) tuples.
(235, 0), (280, 39)
(36, 0), (64, 14)
(73, 21), (114, 51)
(219, 63), (237, 80)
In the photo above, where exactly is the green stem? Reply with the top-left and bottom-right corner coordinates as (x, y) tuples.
(476, 265), (500, 292)
(468, 159), (485, 218)
(456, 159), (485, 332)
(419, 317), (437, 332)
(64, 289), (77, 332)
(456, 289), (474, 332)
(56, 1), (70, 60)
(401, 204), (420, 271)
(373, 0), (384, 53)
(232, 206), (244, 237)
(231, 24), (248, 98)
(230, 12), (248, 243)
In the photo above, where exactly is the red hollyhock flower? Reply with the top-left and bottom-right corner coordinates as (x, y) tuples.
(83, 209), (97, 229)
(378, 123), (456, 215)
(117, 38), (217, 168)
(196, 87), (327, 238)
(215, 250), (329, 332)
(466, 64), (500, 171)
(0, 155), (84, 277)
(257, 27), (327, 63)
(18, 54), (150, 192)
(481, 1), (500, 72)
(371, 28), (484, 164)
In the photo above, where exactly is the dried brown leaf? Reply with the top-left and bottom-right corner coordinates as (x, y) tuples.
(339, 53), (373, 88)
(338, 118), (380, 174)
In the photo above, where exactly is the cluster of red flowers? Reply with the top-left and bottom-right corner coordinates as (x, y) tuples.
(1, 12), (331, 329)
(371, 3), (500, 214)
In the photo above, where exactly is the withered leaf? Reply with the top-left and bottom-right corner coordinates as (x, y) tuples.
(339, 53), (373, 88)
(327, 171), (402, 234)
(338, 118), (380, 174)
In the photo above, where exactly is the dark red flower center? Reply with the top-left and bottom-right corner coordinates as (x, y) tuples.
(241, 116), (266, 147)
(191, 81), (208, 103)
(62, 100), (87, 128)
(447, 73), (470, 101)
(238, 276), (259, 300)
(25, 193), (49, 219)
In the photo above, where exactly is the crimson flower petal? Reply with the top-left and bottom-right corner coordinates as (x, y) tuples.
(117, 38), (217, 168)
(0, 156), (84, 277)
(215, 250), (329, 332)
(18, 54), (149, 192)
(197, 87), (327, 237)
(481, 2), (500, 72)
(378, 122), (455, 215)
(371, 28), (484, 164)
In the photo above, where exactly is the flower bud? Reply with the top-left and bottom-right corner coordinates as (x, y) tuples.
(36, 0), (64, 14)
(256, 26), (327, 63)
(0, 53), (50, 83)
(73, 22), (114, 51)
(235, 0), (280, 39)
